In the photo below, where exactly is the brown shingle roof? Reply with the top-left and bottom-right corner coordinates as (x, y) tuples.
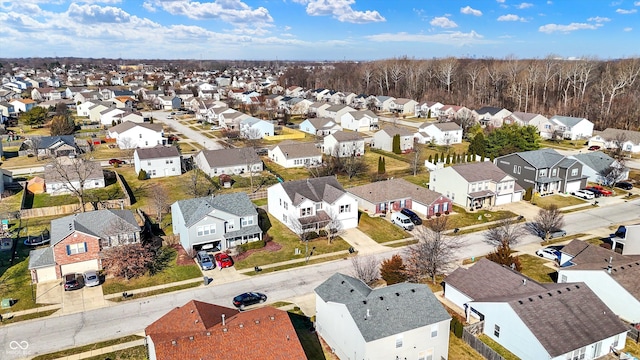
(198, 147), (261, 168)
(135, 145), (180, 160)
(449, 162), (513, 183)
(599, 128), (640, 144)
(330, 131), (364, 142)
(109, 121), (163, 134)
(273, 140), (321, 159)
(379, 125), (413, 137)
(347, 178), (446, 207)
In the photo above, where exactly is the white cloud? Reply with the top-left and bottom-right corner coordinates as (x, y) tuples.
(616, 8), (638, 14)
(142, 2), (155, 12)
(149, 0), (274, 25)
(303, 0), (386, 23)
(366, 30), (494, 46)
(624, 27), (633, 31)
(539, 22), (601, 33)
(517, 2), (533, 9)
(496, 0), (505, 3)
(587, 16), (610, 22)
(460, 6), (482, 16)
(497, 14), (526, 21)
(430, 16), (457, 28)
(67, 3), (132, 23)
(635, 1), (640, 6)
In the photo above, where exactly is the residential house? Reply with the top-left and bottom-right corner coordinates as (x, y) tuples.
(219, 110), (249, 130)
(348, 178), (452, 217)
(117, 110), (145, 124)
(307, 102), (331, 117)
(589, 128), (640, 153)
(28, 210), (140, 283)
(44, 160), (105, 195)
(339, 110), (378, 132)
(268, 140), (322, 168)
(267, 176), (358, 232)
(99, 107), (125, 126)
(510, 112), (554, 139)
(0, 101), (15, 120)
(570, 151), (629, 185)
(414, 122), (462, 145)
(134, 146), (182, 179)
(27, 135), (78, 158)
(145, 300), (306, 360)
(76, 100), (98, 117)
(429, 162), (524, 209)
(415, 101), (443, 118)
(240, 117), (274, 139)
(323, 104), (355, 122)
(439, 105), (470, 121)
(73, 90), (100, 104)
(299, 117), (342, 136)
(31, 87), (63, 102)
(374, 96), (395, 112)
(112, 96), (135, 109)
(158, 96), (181, 110)
(171, 192), (262, 252)
(315, 273), (451, 360)
(372, 126), (414, 153)
(88, 102), (113, 123)
(9, 98), (36, 113)
(108, 121), (165, 149)
(194, 148), (263, 177)
(285, 85), (304, 97)
(473, 106), (512, 127)
(604, 224), (640, 258)
(323, 131), (365, 157)
(389, 98), (418, 115)
(495, 148), (587, 195)
(550, 115), (594, 140)
(557, 239), (640, 323)
(444, 258), (627, 360)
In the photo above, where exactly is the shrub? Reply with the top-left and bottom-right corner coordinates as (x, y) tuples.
(137, 169), (147, 180)
(238, 240), (266, 252)
(444, 210), (450, 215)
(435, 212), (442, 217)
(306, 231), (319, 240)
(1, 156), (5, 161)
(318, 229), (328, 237)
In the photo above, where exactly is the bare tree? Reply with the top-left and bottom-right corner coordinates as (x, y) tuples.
(534, 204), (565, 242)
(48, 157), (102, 212)
(350, 254), (379, 286)
(26, 136), (43, 160)
(150, 185), (169, 223)
(186, 168), (208, 198)
(601, 132), (629, 186)
(410, 145), (422, 176)
(404, 216), (464, 283)
(437, 57), (458, 93)
(102, 243), (155, 280)
(484, 216), (526, 247)
(324, 208), (344, 244)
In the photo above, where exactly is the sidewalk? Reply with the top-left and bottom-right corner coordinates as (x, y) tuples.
(47, 338), (146, 360)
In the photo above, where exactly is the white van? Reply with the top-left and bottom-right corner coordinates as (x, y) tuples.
(391, 212), (414, 231)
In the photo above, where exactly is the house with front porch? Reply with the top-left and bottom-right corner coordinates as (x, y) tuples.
(429, 162), (524, 210)
(158, 96), (181, 110)
(415, 101), (443, 118)
(494, 148), (587, 195)
(472, 106), (512, 127)
(27, 135), (78, 158)
(374, 96), (395, 112)
(389, 98), (418, 115)
(550, 115), (594, 140)
(322, 104), (355, 122)
(267, 176), (358, 233)
(348, 178), (452, 218)
(171, 192), (262, 252)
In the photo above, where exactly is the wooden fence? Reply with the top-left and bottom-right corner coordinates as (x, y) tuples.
(459, 322), (506, 360)
(263, 126), (306, 141)
(246, 190), (267, 200)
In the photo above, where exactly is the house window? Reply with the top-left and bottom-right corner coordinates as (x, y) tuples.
(279, 198), (282, 206)
(301, 207), (312, 216)
(539, 169), (547, 177)
(147, 161), (151, 166)
(139, 134), (142, 138)
(513, 165), (521, 174)
(431, 324), (438, 338)
(566, 347), (586, 360)
(339, 204), (351, 213)
(552, 169), (557, 176)
(571, 168), (578, 176)
(442, 202), (448, 212)
(395, 334), (403, 348)
(197, 225), (216, 236)
(100, 238), (111, 248)
(145, 141), (148, 146)
(418, 349), (434, 360)
(613, 335), (620, 348)
(94, 181), (99, 186)
(560, 274), (567, 283)
(165, 159), (173, 164)
(282, 214), (287, 223)
(241, 217), (254, 226)
(149, 170), (156, 176)
(283, 202), (288, 210)
(227, 220), (235, 230)
(315, 203), (322, 210)
(67, 242), (87, 255)
(494, 324), (500, 338)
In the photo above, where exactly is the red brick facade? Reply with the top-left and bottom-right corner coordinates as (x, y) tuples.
(426, 196), (453, 217)
(53, 231), (101, 279)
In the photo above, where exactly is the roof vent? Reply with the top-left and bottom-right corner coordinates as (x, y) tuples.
(522, 279), (527, 286)
(206, 332), (211, 336)
(341, 280), (345, 284)
(575, 284), (580, 289)
(239, 324), (244, 328)
(255, 320), (260, 324)
(379, 296), (384, 301)
(538, 295), (543, 299)
(171, 340), (177, 345)
(528, 298), (533, 302)
(190, 310), (194, 313)
(350, 289), (354, 293)
(287, 335), (290, 341)
(189, 336), (194, 341)
(363, 300), (367, 304)
(518, 300), (523, 305)
(557, 290), (562, 294)
(195, 319), (199, 323)
(223, 328), (228, 332)
(547, 292), (552, 296)
(566, 287), (571, 291)
(270, 315), (275, 320)
(395, 292), (400, 296)
(411, 289), (415, 293)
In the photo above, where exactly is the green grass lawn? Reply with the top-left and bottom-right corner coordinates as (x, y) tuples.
(233, 214), (352, 270)
(430, 206), (518, 229)
(449, 332), (485, 360)
(478, 334), (520, 360)
(101, 246), (202, 295)
(289, 312), (328, 359)
(531, 194), (586, 208)
(519, 254), (556, 283)
(30, 181), (125, 208)
(357, 212), (409, 243)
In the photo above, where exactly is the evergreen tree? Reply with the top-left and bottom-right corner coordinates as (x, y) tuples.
(428, 154), (433, 163)
(377, 156), (383, 174)
(392, 134), (401, 154)
(434, 153), (439, 163)
(452, 153), (457, 164)
(524, 187), (534, 201)
(446, 154), (451, 164)
(456, 153), (461, 163)
(382, 157), (386, 173)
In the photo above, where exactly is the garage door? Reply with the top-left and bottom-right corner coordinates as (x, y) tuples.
(565, 181), (581, 194)
(36, 266), (57, 283)
(60, 259), (99, 276)
(495, 194), (513, 205)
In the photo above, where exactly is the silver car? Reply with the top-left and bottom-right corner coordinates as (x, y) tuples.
(83, 270), (100, 287)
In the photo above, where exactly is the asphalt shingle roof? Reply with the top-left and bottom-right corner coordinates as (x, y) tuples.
(551, 115), (587, 127)
(135, 145), (180, 160)
(347, 178), (445, 206)
(572, 152), (615, 173)
(272, 140), (321, 159)
(28, 247), (55, 268)
(449, 162), (513, 183)
(278, 176), (346, 206)
(50, 210), (140, 246)
(512, 148), (565, 169)
(197, 148), (261, 168)
(598, 128), (640, 144)
(174, 193), (258, 228)
(109, 121), (163, 134)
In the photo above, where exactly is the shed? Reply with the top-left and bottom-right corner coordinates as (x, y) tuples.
(27, 176), (45, 194)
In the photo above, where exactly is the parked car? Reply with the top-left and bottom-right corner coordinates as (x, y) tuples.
(210, 125), (223, 130)
(590, 185), (612, 196)
(391, 212), (414, 231)
(167, 135), (179, 142)
(400, 208), (423, 225)
(83, 270), (100, 287)
(584, 187), (603, 198)
(196, 251), (215, 270)
(108, 158), (124, 165)
(615, 182), (634, 190)
(572, 189), (595, 200)
(536, 228), (567, 239)
(63, 273), (83, 291)
(588, 145), (601, 151)
(233, 292), (267, 310)
(535, 247), (561, 261)
(214, 253), (234, 268)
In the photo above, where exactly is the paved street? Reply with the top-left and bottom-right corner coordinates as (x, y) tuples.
(142, 111), (226, 150)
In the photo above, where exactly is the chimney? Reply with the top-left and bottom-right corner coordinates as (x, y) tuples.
(222, 314), (226, 326)
(522, 279), (527, 286)
(607, 256), (613, 274)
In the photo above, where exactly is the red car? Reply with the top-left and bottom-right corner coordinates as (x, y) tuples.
(214, 253), (234, 268)
(108, 158), (124, 165)
(588, 145), (601, 151)
(590, 185), (612, 196)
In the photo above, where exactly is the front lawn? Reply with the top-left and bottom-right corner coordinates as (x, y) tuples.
(518, 254), (556, 283)
(357, 212), (409, 243)
(30, 181), (125, 208)
(531, 194), (586, 208)
(429, 206), (519, 229)
(233, 214), (352, 270)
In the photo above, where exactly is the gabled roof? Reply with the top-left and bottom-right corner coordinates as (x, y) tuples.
(36, 135), (76, 150)
(598, 128), (640, 144)
(475, 106), (504, 115)
(306, 117), (337, 130)
(508, 148), (565, 169)
(347, 178), (447, 206)
(174, 193), (258, 228)
(449, 162), (515, 184)
(278, 176), (347, 206)
(392, 98), (415, 105)
(511, 111), (545, 123)
(28, 247), (55, 269)
(349, 110), (377, 119)
(197, 147), (261, 168)
(571, 151), (616, 173)
(44, 160), (104, 184)
(329, 131), (364, 142)
(315, 273), (450, 342)
(272, 140), (321, 159)
(135, 145), (180, 160)
(378, 125), (413, 137)
(325, 104), (353, 112)
(50, 210), (140, 246)
(551, 115), (589, 127)
(109, 121), (163, 134)
(422, 122), (462, 132)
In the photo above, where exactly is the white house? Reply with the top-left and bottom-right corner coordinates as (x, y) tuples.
(588, 128), (640, 153)
(323, 131), (365, 157)
(9, 98), (36, 113)
(299, 117), (342, 136)
(339, 110), (378, 132)
(414, 122), (462, 145)
(415, 101), (444, 118)
(44, 160), (105, 195)
(389, 98), (418, 115)
(323, 104), (355, 122)
(444, 258), (627, 360)
(99, 107), (125, 126)
(88, 103), (112, 123)
(134, 146), (181, 179)
(550, 115), (594, 140)
(108, 121), (165, 149)
(158, 96), (181, 110)
(268, 140), (322, 168)
(76, 100), (97, 117)
(239, 117), (274, 139)
(510, 112), (555, 139)
(374, 96), (395, 112)
(267, 176), (358, 232)
(372, 126), (414, 153)
(570, 151), (629, 185)
(315, 273), (451, 360)
(194, 148), (263, 177)
(472, 106), (512, 127)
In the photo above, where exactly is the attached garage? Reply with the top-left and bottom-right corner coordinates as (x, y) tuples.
(33, 266), (57, 283)
(565, 180), (582, 194)
(495, 193), (514, 205)
(60, 259), (99, 276)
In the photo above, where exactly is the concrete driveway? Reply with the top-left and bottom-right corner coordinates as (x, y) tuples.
(62, 284), (106, 314)
(35, 281), (62, 305)
(202, 265), (248, 286)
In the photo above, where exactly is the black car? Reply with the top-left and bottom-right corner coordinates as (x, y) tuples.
(233, 292), (267, 309)
(63, 273), (83, 291)
(615, 182), (634, 190)
(400, 208), (423, 225)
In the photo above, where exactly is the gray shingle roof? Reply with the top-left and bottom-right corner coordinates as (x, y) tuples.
(28, 247), (55, 269)
(197, 148), (261, 168)
(50, 210), (140, 246)
(329, 131), (364, 142)
(109, 121), (163, 134)
(347, 178), (445, 206)
(475, 106), (503, 115)
(551, 115), (587, 127)
(174, 193), (257, 228)
(598, 128), (640, 144)
(315, 273), (451, 342)
(44, 160), (104, 183)
(449, 162), (513, 183)
(571, 152), (615, 173)
(135, 146), (181, 160)
(279, 176), (346, 206)
(511, 111), (544, 123)
(307, 117), (337, 130)
(349, 110), (377, 119)
(272, 140), (321, 159)
(379, 125), (414, 137)
(512, 148), (565, 169)
(432, 122), (462, 131)
(36, 135), (76, 150)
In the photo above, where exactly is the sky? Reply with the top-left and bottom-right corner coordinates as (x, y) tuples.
(1, 0), (639, 61)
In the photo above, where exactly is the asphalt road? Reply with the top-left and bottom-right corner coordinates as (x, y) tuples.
(3, 198), (640, 359)
(142, 111), (225, 150)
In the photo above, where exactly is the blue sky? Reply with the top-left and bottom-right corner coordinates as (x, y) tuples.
(1, 0), (639, 60)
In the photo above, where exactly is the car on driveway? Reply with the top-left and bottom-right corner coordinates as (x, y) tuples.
(536, 247), (561, 261)
(108, 158), (124, 165)
(400, 208), (423, 225)
(233, 292), (267, 310)
(584, 187), (603, 197)
(63, 273), (83, 291)
(196, 251), (215, 270)
(572, 189), (595, 200)
(615, 182), (634, 190)
(588, 145), (601, 151)
(590, 185), (612, 196)
(214, 253), (234, 268)
(83, 270), (100, 287)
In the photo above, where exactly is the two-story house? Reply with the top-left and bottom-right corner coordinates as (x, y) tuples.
(28, 210), (141, 283)
(267, 176), (358, 233)
(510, 112), (555, 139)
(268, 140), (322, 168)
(323, 131), (365, 157)
(389, 98), (418, 115)
(414, 122), (463, 145)
(323, 104), (355, 122)
(570, 151), (629, 185)
(108, 121), (165, 149)
(415, 101), (443, 118)
(473, 106), (512, 127)
(194, 148), (263, 177)
(372, 126), (414, 153)
(44, 160), (105, 195)
(339, 110), (379, 132)
(494, 148), (587, 195)
(429, 162), (524, 210)
(158, 95), (181, 110)
(239, 117), (274, 139)
(299, 117), (342, 137)
(315, 273), (451, 360)
(134, 146), (182, 179)
(550, 115), (594, 140)
(171, 192), (262, 252)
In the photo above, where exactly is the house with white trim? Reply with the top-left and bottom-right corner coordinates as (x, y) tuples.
(134, 146), (182, 179)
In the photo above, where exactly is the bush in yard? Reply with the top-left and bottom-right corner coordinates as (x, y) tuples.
(102, 243), (156, 280)
(306, 231), (319, 240)
(380, 254), (407, 285)
(486, 242), (522, 272)
(238, 240), (266, 253)
(138, 169), (147, 180)
(444, 210), (450, 215)
(318, 229), (328, 237)
(435, 212), (441, 217)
